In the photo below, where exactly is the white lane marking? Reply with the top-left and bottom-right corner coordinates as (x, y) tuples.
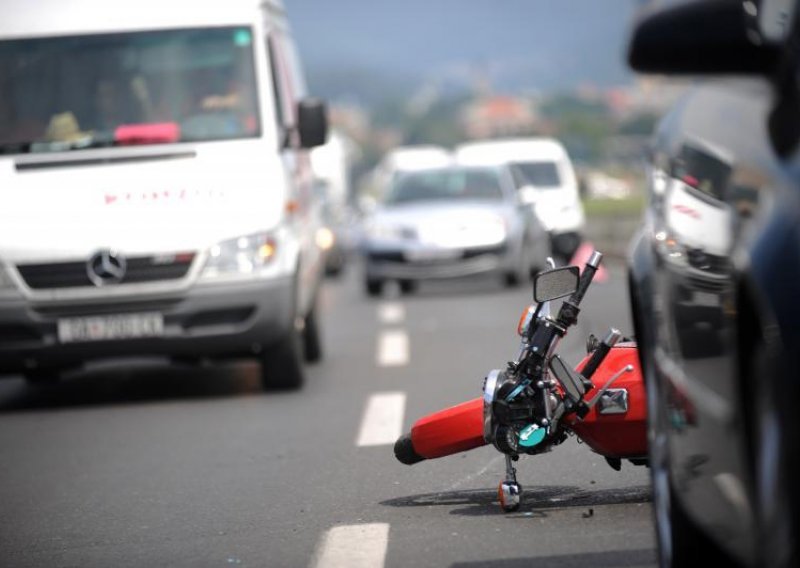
(378, 302), (405, 325)
(356, 392), (406, 447)
(376, 330), (409, 367)
(313, 523), (390, 568)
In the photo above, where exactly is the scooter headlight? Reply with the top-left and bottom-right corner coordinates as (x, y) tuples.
(483, 369), (503, 443)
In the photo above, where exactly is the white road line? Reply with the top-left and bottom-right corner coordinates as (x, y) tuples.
(378, 302), (405, 325)
(376, 330), (409, 367)
(356, 392), (406, 447)
(312, 523), (390, 568)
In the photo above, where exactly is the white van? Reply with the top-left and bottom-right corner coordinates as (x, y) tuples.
(455, 138), (585, 258)
(0, 0), (329, 389)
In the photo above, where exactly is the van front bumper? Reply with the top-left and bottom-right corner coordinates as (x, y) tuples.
(0, 277), (295, 375)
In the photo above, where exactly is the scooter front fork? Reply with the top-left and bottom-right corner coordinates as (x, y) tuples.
(498, 455), (522, 512)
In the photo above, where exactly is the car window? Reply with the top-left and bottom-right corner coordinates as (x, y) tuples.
(510, 161), (561, 189)
(388, 168), (505, 204)
(671, 144), (732, 202)
(0, 27), (262, 153)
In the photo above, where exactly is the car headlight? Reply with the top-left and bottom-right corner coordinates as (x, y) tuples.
(655, 231), (688, 266)
(202, 232), (279, 277)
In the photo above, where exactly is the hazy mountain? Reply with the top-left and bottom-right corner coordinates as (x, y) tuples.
(286, 0), (639, 103)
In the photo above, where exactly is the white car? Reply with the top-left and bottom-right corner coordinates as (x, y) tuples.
(0, 0), (328, 389)
(361, 165), (551, 295)
(456, 138), (585, 259)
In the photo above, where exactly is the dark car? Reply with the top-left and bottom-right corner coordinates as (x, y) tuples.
(627, 1), (800, 567)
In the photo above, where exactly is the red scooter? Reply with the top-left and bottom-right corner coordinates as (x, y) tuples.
(394, 251), (648, 512)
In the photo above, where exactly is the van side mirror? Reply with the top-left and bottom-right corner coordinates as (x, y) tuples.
(297, 97), (328, 148)
(628, 0), (781, 76)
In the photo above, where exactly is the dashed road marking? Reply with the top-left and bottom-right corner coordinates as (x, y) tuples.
(378, 302), (405, 325)
(312, 523), (390, 568)
(377, 330), (409, 367)
(356, 392), (406, 447)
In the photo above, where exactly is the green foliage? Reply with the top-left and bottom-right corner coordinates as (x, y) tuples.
(618, 113), (659, 136)
(582, 195), (646, 217)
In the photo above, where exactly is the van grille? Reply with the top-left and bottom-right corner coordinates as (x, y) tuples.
(16, 254), (195, 290)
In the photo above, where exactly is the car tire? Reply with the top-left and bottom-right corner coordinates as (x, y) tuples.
(399, 279), (417, 295)
(303, 299), (323, 364)
(365, 277), (384, 297)
(503, 249), (530, 288)
(260, 326), (305, 391)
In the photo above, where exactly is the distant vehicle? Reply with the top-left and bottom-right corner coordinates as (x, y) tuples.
(368, 145), (452, 199)
(361, 165), (551, 296)
(311, 130), (357, 276)
(627, 1), (800, 567)
(584, 170), (634, 200)
(456, 138), (585, 259)
(379, 145), (453, 174)
(0, 0), (329, 390)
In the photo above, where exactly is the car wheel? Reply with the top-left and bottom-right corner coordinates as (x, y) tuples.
(399, 279), (417, 295)
(303, 298), (323, 364)
(260, 326), (305, 391)
(365, 277), (384, 297)
(504, 252), (526, 288)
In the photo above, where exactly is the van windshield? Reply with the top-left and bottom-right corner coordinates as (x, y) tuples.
(0, 27), (262, 154)
(510, 161), (561, 188)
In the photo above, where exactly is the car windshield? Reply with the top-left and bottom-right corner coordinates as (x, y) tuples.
(672, 144), (732, 202)
(387, 167), (505, 204)
(510, 161), (561, 188)
(0, 27), (262, 154)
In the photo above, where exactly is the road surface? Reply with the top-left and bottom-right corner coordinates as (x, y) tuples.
(0, 261), (655, 567)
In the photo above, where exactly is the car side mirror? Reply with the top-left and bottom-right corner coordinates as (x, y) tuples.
(533, 266), (579, 303)
(627, 0), (781, 76)
(297, 97), (328, 149)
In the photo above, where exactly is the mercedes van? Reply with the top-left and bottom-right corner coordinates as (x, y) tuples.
(0, 0), (328, 389)
(455, 138), (585, 258)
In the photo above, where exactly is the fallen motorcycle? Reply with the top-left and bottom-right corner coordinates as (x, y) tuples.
(394, 251), (648, 512)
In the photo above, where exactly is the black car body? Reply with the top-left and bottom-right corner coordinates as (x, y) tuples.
(627, 1), (800, 566)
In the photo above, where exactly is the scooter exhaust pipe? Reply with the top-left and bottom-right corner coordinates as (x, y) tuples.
(394, 397), (486, 465)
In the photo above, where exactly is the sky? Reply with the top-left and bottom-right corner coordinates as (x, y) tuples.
(286, 0), (639, 101)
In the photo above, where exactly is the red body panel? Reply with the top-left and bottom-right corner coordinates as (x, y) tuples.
(570, 344), (647, 458)
(411, 398), (487, 459)
(405, 344), (647, 461)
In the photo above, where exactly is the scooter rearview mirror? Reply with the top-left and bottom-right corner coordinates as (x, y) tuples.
(533, 266), (579, 303)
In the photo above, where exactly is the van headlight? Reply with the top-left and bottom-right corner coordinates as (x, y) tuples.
(202, 232), (279, 277)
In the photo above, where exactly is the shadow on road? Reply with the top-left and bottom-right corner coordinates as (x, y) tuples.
(381, 484), (652, 517)
(450, 548), (656, 568)
(0, 361), (272, 412)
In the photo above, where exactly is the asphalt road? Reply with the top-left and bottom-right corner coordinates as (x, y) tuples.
(0, 261), (656, 567)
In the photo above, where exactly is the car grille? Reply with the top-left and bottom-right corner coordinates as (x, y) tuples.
(17, 254), (195, 290)
(686, 248), (729, 274)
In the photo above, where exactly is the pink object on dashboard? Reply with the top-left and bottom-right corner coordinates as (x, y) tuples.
(114, 123), (180, 145)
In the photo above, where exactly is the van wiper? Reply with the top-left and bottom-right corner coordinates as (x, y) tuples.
(0, 137), (116, 155)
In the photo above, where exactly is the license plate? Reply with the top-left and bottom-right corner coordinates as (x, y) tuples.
(57, 313), (164, 343)
(693, 291), (720, 307)
(404, 249), (460, 262)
